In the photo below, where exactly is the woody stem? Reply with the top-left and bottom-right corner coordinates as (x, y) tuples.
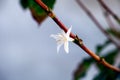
(35, 0), (120, 72)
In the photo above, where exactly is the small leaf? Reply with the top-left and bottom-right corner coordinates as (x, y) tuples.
(20, 0), (29, 9)
(20, 0), (56, 24)
(73, 58), (94, 80)
(96, 45), (103, 54)
(30, 7), (47, 24)
(96, 40), (111, 55)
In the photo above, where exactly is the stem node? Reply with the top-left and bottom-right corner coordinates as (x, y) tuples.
(74, 35), (83, 46)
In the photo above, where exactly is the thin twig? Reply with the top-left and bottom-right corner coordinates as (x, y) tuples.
(103, 9), (120, 39)
(98, 0), (120, 24)
(35, 0), (120, 72)
(103, 10), (117, 30)
(76, 0), (120, 49)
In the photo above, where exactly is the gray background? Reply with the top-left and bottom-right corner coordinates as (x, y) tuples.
(0, 0), (120, 80)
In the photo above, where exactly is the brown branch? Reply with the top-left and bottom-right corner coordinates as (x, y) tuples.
(103, 9), (120, 39)
(35, 0), (75, 38)
(98, 0), (120, 24)
(99, 3), (119, 34)
(74, 36), (120, 72)
(76, 0), (120, 49)
(35, 0), (120, 72)
(104, 11), (117, 30)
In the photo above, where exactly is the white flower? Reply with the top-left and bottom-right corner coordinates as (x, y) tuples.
(50, 26), (74, 53)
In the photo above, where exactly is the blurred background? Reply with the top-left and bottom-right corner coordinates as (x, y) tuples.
(0, 0), (120, 80)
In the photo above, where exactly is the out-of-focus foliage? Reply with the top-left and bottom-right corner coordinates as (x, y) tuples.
(96, 49), (119, 71)
(96, 40), (111, 55)
(95, 49), (119, 80)
(93, 69), (120, 80)
(74, 28), (120, 80)
(74, 58), (94, 80)
(74, 0), (120, 80)
(74, 27), (120, 80)
(20, 0), (56, 24)
(74, 46), (120, 80)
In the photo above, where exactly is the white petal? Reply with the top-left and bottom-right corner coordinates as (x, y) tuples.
(66, 26), (72, 37)
(57, 43), (63, 53)
(61, 30), (66, 35)
(64, 41), (69, 53)
(68, 37), (74, 42)
(50, 34), (58, 39)
(51, 34), (62, 42)
(50, 26), (73, 54)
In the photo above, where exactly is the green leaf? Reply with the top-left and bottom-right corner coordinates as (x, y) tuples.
(73, 58), (94, 80)
(96, 40), (111, 55)
(94, 49), (119, 80)
(93, 69), (119, 80)
(20, 0), (29, 9)
(20, 0), (56, 24)
(75, 49), (119, 80)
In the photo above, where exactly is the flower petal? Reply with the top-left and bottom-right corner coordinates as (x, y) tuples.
(66, 26), (72, 37)
(57, 43), (63, 53)
(68, 37), (74, 42)
(50, 26), (74, 54)
(50, 34), (58, 40)
(64, 41), (69, 53)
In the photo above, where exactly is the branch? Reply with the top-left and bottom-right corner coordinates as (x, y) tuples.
(98, 0), (120, 24)
(102, 9), (120, 39)
(35, 0), (120, 72)
(97, 2), (120, 39)
(104, 11), (117, 30)
(76, 0), (120, 49)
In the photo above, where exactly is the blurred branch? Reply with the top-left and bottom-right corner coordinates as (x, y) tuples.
(34, 0), (75, 38)
(76, 0), (120, 49)
(103, 10), (120, 40)
(98, 0), (120, 24)
(103, 11), (117, 30)
(35, 0), (120, 72)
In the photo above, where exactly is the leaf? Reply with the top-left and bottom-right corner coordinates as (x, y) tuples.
(30, 7), (47, 25)
(75, 49), (119, 80)
(94, 49), (119, 80)
(96, 40), (111, 55)
(93, 69), (119, 80)
(73, 58), (94, 80)
(20, 0), (56, 24)
(20, 0), (29, 9)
